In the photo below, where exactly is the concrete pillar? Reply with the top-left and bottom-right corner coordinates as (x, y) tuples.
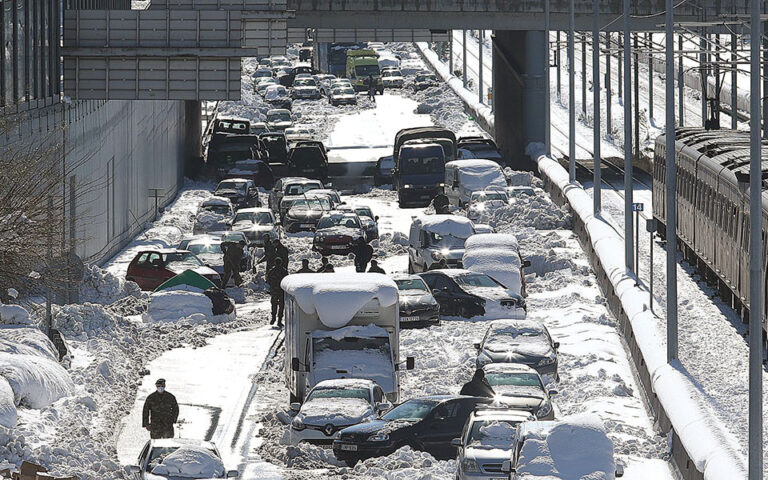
(184, 100), (203, 178)
(493, 30), (547, 170)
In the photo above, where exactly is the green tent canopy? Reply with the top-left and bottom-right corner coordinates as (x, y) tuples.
(154, 269), (217, 292)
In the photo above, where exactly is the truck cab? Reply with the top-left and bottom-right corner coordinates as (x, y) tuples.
(346, 49), (383, 94)
(393, 143), (446, 208)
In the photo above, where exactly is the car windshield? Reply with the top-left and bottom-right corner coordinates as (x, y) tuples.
(395, 278), (429, 292)
(255, 70), (272, 77)
(383, 71), (401, 77)
(307, 387), (370, 402)
(163, 252), (203, 268)
(187, 243), (223, 255)
(485, 372), (543, 388)
(333, 88), (354, 95)
(291, 198), (330, 210)
(355, 65), (380, 76)
(294, 79), (317, 87)
(268, 111), (291, 122)
(401, 155), (444, 174)
(426, 232), (466, 249)
(508, 187), (535, 197)
(317, 214), (361, 230)
(234, 211), (273, 225)
(467, 420), (519, 447)
(455, 273), (501, 288)
(201, 204), (231, 215)
(354, 208), (373, 218)
(381, 399), (437, 422)
(417, 74), (436, 82)
(216, 120), (248, 132)
(471, 192), (508, 203)
(285, 183), (321, 195)
(217, 181), (247, 193)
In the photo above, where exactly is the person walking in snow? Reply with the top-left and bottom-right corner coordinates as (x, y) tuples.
(142, 379), (179, 439)
(433, 192), (450, 214)
(267, 257), (289, 327)
(221, 240), (245, 287)
(257, 237), (276, 273)
(274, 239), (289, 270)
(460, 369), (495, 398)
(296, 259), (313, 273)
(316, 256), (330, 273)
(353, 238), (374, 273)
(367, 260), (386, 274)
(368, 75), (376, 103)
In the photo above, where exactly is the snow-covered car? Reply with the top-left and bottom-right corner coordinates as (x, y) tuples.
(457, 136), (505, 166)
(305, 188), (342, 208)
(323, 78), (352, 96)
(453, 409), (535, 480)
(274, 178), (325, 218)
(418, 270), (526, 320)
(329, 86), (357, 106)
(392, 274), (440, 326)
(287, 379), (390, 445)
(251, 122), (269, 136)
(192, 197), (235, 234)
(333, 395), (492, 466)
(125, 249), (221, 291)
(502, 416), (624, 479)
(229, 207), (279, 246)
(312, 211), (366, 256)
(127, 438), (239, 479)
(381, 69), (404, 88)
(284, 126), (314, 142)
(183, 237), (250, 278)
(482, 363), (557, 420)
(268, 176), (319, 212)
(407, 215), (477, 272)
(505, 185), (536, 199)
(466, 189), (510, 222)
(265, 108), (294, 131)
(252, 67), (273, 82)
(338, 205), (378, 241)
(445, 160), (508, 208)
(213, 178), (260, 210)
(282, 197), (332, 233)
(475, 319), (559, 381)
(264, 85), (293, 109)
(463, 234), (528, 297)
(291, 78), (322, 100)
(412, 71), (438, 91)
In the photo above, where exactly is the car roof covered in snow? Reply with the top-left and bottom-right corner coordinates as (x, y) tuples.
(482, 363), (539, 375)
(148, 438), (217, 450)
(470, 409), (535, 422)
(235, 207), (272, 214)
(201, 196), (232, 207)
(415, 214), (475, 238)
(138, 248), (186, 255)
(445, 159), (501, 171)
(465, 233), (519, 251)
(313, 378), (377, 389)
(489, 319), (546, 332)
(391, 273), (423, 281)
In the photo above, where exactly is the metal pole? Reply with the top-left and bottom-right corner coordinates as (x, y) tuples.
(618, 32), (623, 99)
(748, 0), (764, 474)
(714, 34), (721, 126)
(479, 30), (484, 105)
(623, 0), (634, 272)
(700, 32), (707, 126)
(763, 32), (768, 139)
(568, 0), (576, 182)
(449, 32), (454, 74)
(649, 224), (654, 314)
(462, 30), (468, 88)
(544, 1), (551, 155)
(635, 210), (639, 275)
(606, 33), (612, 135)
(634, 33), (640, 161)
(557, 31), (561, 100)
(581, 33), (587, 115)
(593, 0), (601, 215)
(665, 0), (678, 363)
(679, 34), (685, 126)
(731, 30), (738, 129)
(647, 33), (653, 120)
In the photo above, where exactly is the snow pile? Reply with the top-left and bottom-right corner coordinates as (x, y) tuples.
(194, 210), (228, 232)
(300, 398), (372, 425)
(150, 446), (225, 477)
(418, 214), (475, 238)
(0, 353), (74, 409)
(472, 421), (517, 448)
(464, 234), (522, 295)
(0, 378), (16, 428)
(505, 169), (535, 187)
(0, 303), (32, 326)
(348, 445), (456, 479)
(516, 415), (615, 479)
(488, 195), (571, 231)
(0, 326), (59, 359)
(282, 273), (398, 328)
(447, 159), (507, 191)
(54, 303), (122, 339)
(145, 290), (213, 323)
(79, 264), (144, 305)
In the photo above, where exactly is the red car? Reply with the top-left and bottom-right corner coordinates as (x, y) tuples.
(125, 249), (221, 291)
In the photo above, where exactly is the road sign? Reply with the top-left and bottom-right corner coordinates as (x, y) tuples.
(632, 202), (644, 212)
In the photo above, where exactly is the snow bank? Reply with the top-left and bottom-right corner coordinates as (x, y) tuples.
(418, 214), (475, 239)
(145, 290), (213, 323)
(533, 151), (748, 478)
(0, 326), (59, 359)
(0, 378), (16, 428)
(281, 273), (398, 328)
(473, 421), (517, 448)
(150, 446), (225, 477)
(0, 352), (74, 409)
(0, 303), (32, 326)
(79, 264), (145, 305)
(55, 303), (122, 340)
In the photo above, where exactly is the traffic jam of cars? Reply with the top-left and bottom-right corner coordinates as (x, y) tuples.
(119, 43), (630, 480)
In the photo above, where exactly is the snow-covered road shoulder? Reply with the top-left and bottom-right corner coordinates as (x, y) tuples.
(533, 150), (747, 479)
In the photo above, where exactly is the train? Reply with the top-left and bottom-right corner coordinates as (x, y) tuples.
(652, 127), (768, 338)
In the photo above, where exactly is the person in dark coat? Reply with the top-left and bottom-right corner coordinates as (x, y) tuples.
(221, 240), (244, 287)
(256, 237), (276, 273)
(367, 260), (386, 274)
(274, 239), (289, 269)
(266, 257), (289, 327)
(296, 259), (313, 273)
(323, 263), (335, 273)
(460, 369), (495, 398)
(433, 192), (450, 214)
(316, 257), (330, 273)
(368, 75), (376, 103)
(353, 238), (374, 273)
(142, 378), (179, 439)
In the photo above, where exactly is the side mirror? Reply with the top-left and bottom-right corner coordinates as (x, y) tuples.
(291, 357), (301, 372)
(406, 356), (415, 370)
(290, 402), (301, 412)
(450, 438), (462, 447)
(615, 464), (624, 477)
(227, 471), (240, 478)
(548, 389), (559, 396)
(523, 259), (532, 268)
(375, 402), (393, 413)
(501, 460), (514, 473)
(432, 289), (441, 297)
(473, 342), (481, 351)
(374, 216), (380, 222)
(553, 342), (560, 350)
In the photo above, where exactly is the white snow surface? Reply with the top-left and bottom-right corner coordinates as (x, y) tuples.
(0, 377), (16, 428)
(417, 214), (475, 238)
(446, 159), (507, 191)
(0, 304), (32, 325)
(463, 234), (522, 294)
(0, 352), (74, 409)
(473, 421), (517, 447)
(149, 446), (225, 478)
(281, 273), (398, 328)
(299, 398), (372, 426)
(144, 291), (233, 325)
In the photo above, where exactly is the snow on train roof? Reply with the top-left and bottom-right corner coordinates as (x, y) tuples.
(417, 214), (475, 238)
(281, 273), (398, 328)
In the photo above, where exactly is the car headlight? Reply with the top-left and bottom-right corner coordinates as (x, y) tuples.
(437, 183), (445, 187)
(367, 433), (389, 442)
(536, 402), (552, 418)
(537, 355), (556, 366)
(291, 416), (305, 431)
(402, 184), (412, 189)
(461, 458), (480, 473)
(430, 251), (442, 261)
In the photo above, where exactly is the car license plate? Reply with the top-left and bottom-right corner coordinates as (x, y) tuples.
(401, 316), (419, 322)
(331, 245), (346, 250)
(301, 224), (313, 228)
(340, 444), (357, 451)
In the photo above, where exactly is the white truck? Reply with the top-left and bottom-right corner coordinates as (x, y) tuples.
(282, 272), (414, 404)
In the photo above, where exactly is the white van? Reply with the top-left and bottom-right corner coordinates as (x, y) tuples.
(445, 159), (507, 207)
(407, 214), (478, 272)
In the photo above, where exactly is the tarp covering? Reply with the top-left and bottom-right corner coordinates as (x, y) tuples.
(155, 270), (217, 293)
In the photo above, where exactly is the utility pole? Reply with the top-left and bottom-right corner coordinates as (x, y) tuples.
(633, 33), (640, 161)
(462, 30), (468, 88)
(581, 33), (587, 116)
(665, 0), (677, 363)
(568, 0), (576, 182)
(731, 29), (738, 129)
(557, 31), (561, 100)
(647, 33), (653, 120)
(544, 1), (551, 155)
(606, 33), (612, 135)
(592, 0), (601, 215)
(479, 30), (484, 104)
(679, 34), (685, 126)
(623, 0), (634, 272)
(618, 32), (622, 99)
